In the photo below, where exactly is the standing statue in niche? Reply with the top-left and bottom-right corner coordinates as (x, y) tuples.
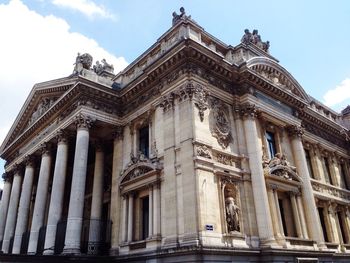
(225, 196), (240, 232)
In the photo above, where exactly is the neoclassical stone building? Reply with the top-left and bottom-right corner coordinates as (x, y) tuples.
(0, 8), (350, 263)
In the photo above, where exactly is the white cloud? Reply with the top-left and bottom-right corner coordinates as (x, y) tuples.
(0, 0), (128, 167)
(52, 0), (115, 20)
(323, 78), (350, 108)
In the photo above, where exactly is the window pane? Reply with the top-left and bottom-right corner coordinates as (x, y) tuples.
(266, 131), (277, 159)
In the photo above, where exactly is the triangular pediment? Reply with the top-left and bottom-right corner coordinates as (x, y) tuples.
(0, 77), (75, 153)
(246, 57), (309, 102)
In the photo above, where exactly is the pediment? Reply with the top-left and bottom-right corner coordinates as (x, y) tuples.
(120, 153), (162, 185)
(0, 77), (75, 153)
(263, 154), (302, 183)
(246, 57), (309, 102)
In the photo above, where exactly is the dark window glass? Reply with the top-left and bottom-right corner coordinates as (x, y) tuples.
(318, 207), (329, 242)
(139, 126), (149, 158)
(323, 157), (333, 185)
(141, 196), (149, 240)
(266, 131), (277, 159)
(340, 164), (349, 190)
(304, 149), (315, 179)
(337, 212), (348, 243)
(278, 199), (288, 236)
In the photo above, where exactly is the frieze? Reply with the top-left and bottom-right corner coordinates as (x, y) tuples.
(196, 145), (212, 159)
(210, 98), (232, 149)
(27, 97), (57, 127)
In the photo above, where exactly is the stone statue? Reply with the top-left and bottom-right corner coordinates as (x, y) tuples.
(93, 60), (103, 74)
(101, 58), (114, 73)
(240, 28), (270, 52)
(172, 7), (188, 25)
(73, 53), (93, 75)
(225, 197), (240, 232)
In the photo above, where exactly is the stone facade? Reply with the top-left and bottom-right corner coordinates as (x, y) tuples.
(0, 7), (350, 263)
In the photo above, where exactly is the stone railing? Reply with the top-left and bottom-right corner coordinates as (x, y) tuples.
(311, 179), (350, 201)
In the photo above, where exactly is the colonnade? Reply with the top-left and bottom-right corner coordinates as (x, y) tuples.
(0, 115), (109, 255)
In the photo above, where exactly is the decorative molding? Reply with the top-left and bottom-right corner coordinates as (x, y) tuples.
(311, 180), (350, 201)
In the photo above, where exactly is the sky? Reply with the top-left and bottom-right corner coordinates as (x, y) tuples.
(0, 0), (350, 186)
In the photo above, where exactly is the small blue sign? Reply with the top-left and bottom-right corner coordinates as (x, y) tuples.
(205, 224), (214, 231)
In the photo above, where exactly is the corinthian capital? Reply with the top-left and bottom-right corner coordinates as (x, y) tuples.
(24, 155), (35, 167)
(75, 114), (93, 129)
(287, 125), (304, 138)
(56, 129), (68, 144)
(2, 173), (11, 182)
(112, 125), (124, 141)
(239, 103), (258, 119)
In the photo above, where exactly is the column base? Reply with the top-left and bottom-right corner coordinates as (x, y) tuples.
(260, 237), (280, 248)
(62, 247), (81, 255)
(43, 249), (55, 255)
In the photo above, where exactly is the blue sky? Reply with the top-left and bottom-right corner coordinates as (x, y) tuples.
(0, 0), (350, 184)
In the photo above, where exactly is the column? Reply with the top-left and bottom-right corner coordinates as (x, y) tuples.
(296, 194), (308, 239)
(290, 192), (302, 238)
(28, 144), (52, 254)
(153, 183), (161, 237)
(2, 168), (23, 253)
(12, 157), (35, 254)
(109, 126), (124, 254)
(267, 186), (281, 238)
(121, 195), (128, 242)
(148, 185), (153, 238)
(288, 125), (323, 245)
(88, 143), (105, 254)
(43, 131), (69, 254)
(273, 189), (284, 237)
(241, 104), (275, 245)
(63, 114), (92, 254)
(127, 193), (134, 242)
(0, 173), (12, 246)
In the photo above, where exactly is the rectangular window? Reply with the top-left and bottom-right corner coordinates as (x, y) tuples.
(266, 131), (277, 159)
(318, 207), (329, 242)
(141, 196), (149, 240)
(278, 199), (288, 236)
(304, 149), (315, 179)
(337, 211), (348, 243)
(322, 157), (333, 185)
(139, 126), (149, 158)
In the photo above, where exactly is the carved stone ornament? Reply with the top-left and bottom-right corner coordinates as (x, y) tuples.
(2, 173), (11, 182)
(287, 124), (304, 138)
(263, 153), (299, 181)
(210, 98), (232, 149)
(159, 92), (175, 112)
(172, 7), (190, 26)
(24, 155), (35, 167)
(193, 84), (209, 122)
(28, 97), (57, 127)
(196, 145), (212, 159)
(72, 52), (93, 75)
(237, 103), (258, 119)
(112, 125), (124, 141)
(75, 114), (93, 129)
(56, 129), (68, 144)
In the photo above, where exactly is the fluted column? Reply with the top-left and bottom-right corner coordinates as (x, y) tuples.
(148, 185), (153, 238)
(290, 192), (302, 238)
(288, 125), (323, 245)
(153, 183), (161, 237)
(12, 157), (36, 254)
(127, 193), (134, 242)
(241, 104), (275, 245)
(0, 174), (12, 246)
(88, 142), (105, 254)
(2, 168), (23, 253)
(28, 144), (52, 254)
(43, 131), (69, 254)
(63, 114), (92, 254)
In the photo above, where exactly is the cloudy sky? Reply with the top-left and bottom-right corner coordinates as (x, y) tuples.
(0, 0), (350, 182)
